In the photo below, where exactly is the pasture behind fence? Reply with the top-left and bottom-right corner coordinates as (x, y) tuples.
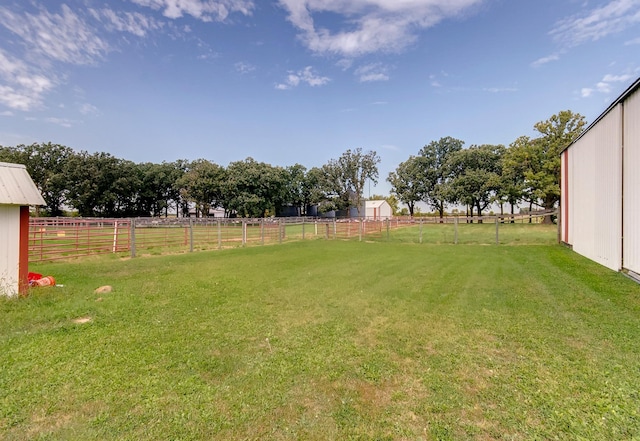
(29, 212), (556, 262)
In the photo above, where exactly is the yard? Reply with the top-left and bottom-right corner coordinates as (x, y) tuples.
(2, 240), (640, 440)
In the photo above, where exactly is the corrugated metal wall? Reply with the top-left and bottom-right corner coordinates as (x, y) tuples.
(0, 205), (21, 296)
(567, 105), (622, 271)
(623, 88), (640, 274)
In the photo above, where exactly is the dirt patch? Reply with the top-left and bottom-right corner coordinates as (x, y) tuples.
(72, 317), (92, 324)
(94, 285), (112, 294)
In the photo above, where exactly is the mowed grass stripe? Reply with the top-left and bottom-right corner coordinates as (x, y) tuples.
(2, 241), (640, 440)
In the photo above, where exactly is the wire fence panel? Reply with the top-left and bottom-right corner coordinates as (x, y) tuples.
(29, 218), (130, 262)
(29, 212), (557, 262)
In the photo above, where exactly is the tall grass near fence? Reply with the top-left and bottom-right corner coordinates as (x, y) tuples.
(3, 240), (640, 440)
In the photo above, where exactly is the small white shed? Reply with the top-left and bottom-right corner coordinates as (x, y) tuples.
(0, 162), (46, 296)
(361, 200), (393, 220)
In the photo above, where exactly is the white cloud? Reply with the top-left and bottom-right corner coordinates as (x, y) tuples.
(483, 87), (517, 93)
(602, 73), (634, 83)
(90, 8), (164, 37)
(277, 0), (484, 57)
(0, 49), (55, 111)
(429, 72), (448, 87)
(336, 59), (354, 70)
(45, 117), (78, 128)
(0, 5), (110, 65)
(79, 103), (100, 116)
(275, 66), (330, 90)
(626, 37), (640, 45)
(130, 0), (254, 21)
(531, 54), (560, 67)
(0, 110), (13, 116)
(355, 63), (390, 82)
(550, 0), (640, 47)
(580, 71), (636, 98)
(235, 62), (256, 74)
(0, 4), (166, 112)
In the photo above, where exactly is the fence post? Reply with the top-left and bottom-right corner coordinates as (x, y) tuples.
(112, 221), (118, 253)
(358, 220), (362, 242)
(217, 219), (222, 249)
(386, 218), (390, 241)
(302, 218), (305, 240)
(130, 219), (136, 258)
(454, 216), (458, 245)
(189, 218), (194, 252)
(495, 215), (499, 245)
(333, 219), (337, 239)
(419, 218), (423, 244)
(279, 219), (283, 244)
(242, 220), (247, 247)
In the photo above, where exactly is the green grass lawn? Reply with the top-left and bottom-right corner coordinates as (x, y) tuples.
(3, 241), (640, 440)
(373, 222), (557, 245)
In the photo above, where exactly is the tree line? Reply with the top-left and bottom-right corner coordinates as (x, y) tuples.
(388, 110), (586, 222)
(0, 145), (380, 218)
(1, 109), (584, 220)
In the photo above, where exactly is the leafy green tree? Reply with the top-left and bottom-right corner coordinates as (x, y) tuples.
(447, 144), (505, 220)
(387, 155), (425, 217)
(137, 161), (183, 217)
(500, 136), (533, 218)
(321, 148), (380, 217)
(0, 142), (73, 216)
(302, 166), (327, 214)
(526, 110), (586, 222)
(0, 145), (20, 163)
(225, 158), (286, 217)
(281, 163), (307, 216)
(111, 159), (142, 216)
(178, 159), (226, 217)
(418, 137), (465, 219)
(169, 160), (189, 217)
(64, 151), (123, 217)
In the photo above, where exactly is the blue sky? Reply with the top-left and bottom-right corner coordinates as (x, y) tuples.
(0, 0), (639, 195)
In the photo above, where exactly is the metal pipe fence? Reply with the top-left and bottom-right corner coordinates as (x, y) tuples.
(29, 212), (556, 262)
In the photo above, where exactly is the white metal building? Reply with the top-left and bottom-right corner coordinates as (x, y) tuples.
(0, 162), (46, 296)
(561, 77), (640, 275)
(361, 200), (393, 220)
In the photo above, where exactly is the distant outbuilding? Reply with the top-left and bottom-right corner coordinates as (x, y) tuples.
(0, 162), (46, 296)
(560, 77), (640, 276)
(361, 200), (393, 220)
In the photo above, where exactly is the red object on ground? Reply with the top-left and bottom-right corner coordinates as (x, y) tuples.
(28, 272), (43, 283)
(34, 276), (55, 287)
(28, 272), (55, 287)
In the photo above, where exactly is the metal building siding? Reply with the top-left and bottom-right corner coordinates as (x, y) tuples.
(0, 205), (21, 296)
(566, 146), (577, 247)
(569, 105), (622, 271)
(0, 162), (46, 206)
(561, 150), (570, 244)
(623, 88), (640, 273)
